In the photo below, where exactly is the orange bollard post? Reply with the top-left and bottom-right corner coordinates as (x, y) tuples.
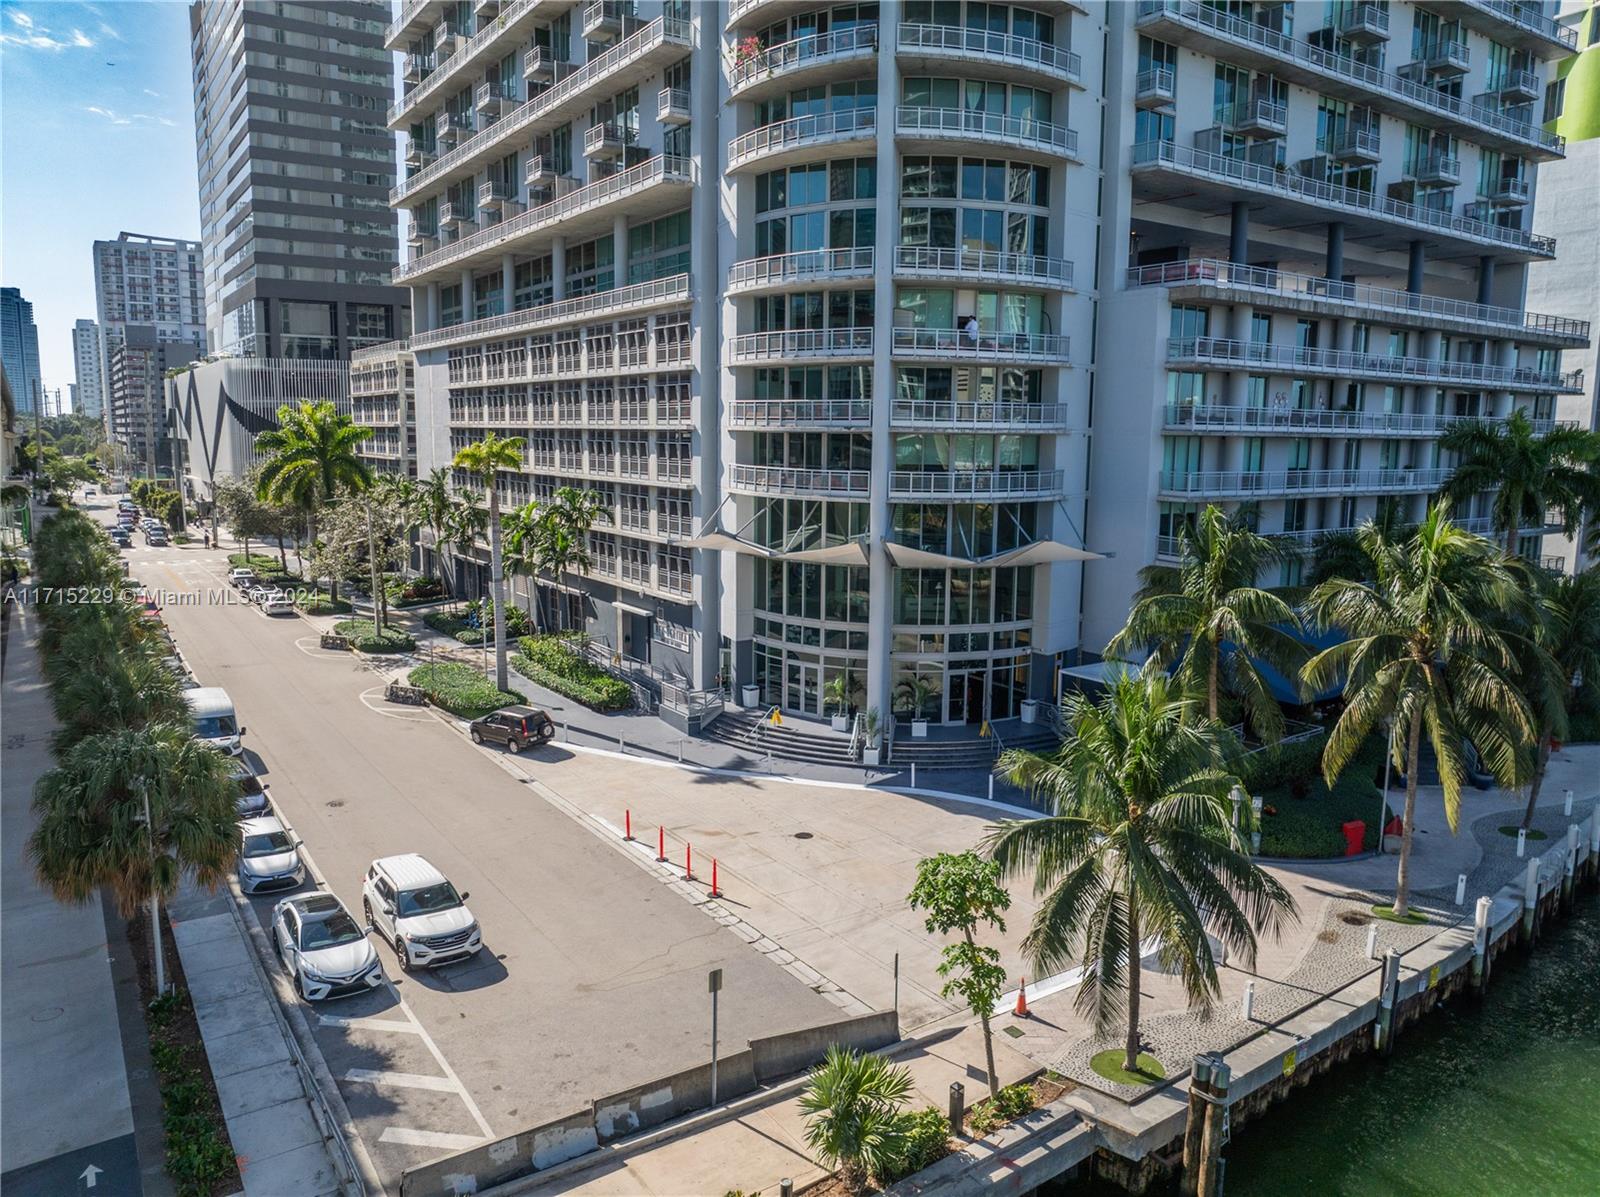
(656, 826), (666, 862)
(625, 810), (633, 841)
(1014, 977), (1030, 1018)
(685, 842), (694, 881)
(710, 858), (721, 898)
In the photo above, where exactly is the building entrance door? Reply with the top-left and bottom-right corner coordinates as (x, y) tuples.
(784, 660), (821, 716)
(946, 666), (988, 724)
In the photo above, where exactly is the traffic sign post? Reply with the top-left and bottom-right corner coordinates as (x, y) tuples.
(709, 968), (723, 1105)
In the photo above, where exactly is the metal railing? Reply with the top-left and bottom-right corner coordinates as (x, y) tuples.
(1330, 124), (1381, 159)
(730, 24), (879, 92)
(1486, 176), (1531, 203)
(1133, 0), (1563, 156)
(728, 465), (872, 495)
(387, 0), (437, 45)
(728, 106), (877, 169)
(1132, 140), (1557, 257)
(1411, 36), (1471, 73)
(1136, 66), (1176, 101)
(728, 398), (872, 426)
(1464, 0), (1577, 49)
(1220, 95), (1288, 131)
(889, 468), (1066, 498)
(397, 154), (693, 282)
(1336, 2), (1389, 38)
(728, 327), (874, 361)
(891, 326), (1071, 362)
(411, 274), (690, 350)
(1166, 336), (1582, 391)
(390, 0), (538, 123)
(1412, 152), (1462, 184)
(896, 22), (1082, 83)
(351, 338), (410, 363)
(658, 86), (690, 120)
(1125, 258), (1591, 342)
(891, 399), (1069, 427)
(893, 246), (1074, 289)
(896, 106), (1080, 158)
(1159, 466), (1454, 497)
(727, 247), (875, 291)
(1162, 402), (1558, 437)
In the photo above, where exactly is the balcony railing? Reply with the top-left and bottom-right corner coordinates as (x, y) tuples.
(1135, 67), (1177, 106)
(1491, 67), (1542, 102)
(1410, 37), (1471, 75)
(1132, 140), (1556, 257)
(411, 274), (690, 350)
(657, 86), (690, 123)
(387, 0), (439, 46)
(729, 24), (879, 93)
(896, 106), (1079, 159)
(728, 327), (874, 361)
(891, 399), (1069, 428)
(1220, 95), (1288, 134)
(896, 23), (1082, 84)
(893, 246), (1074, 289)
(1133, 0), (1563, 157)
(728, 464), (872, 496)
(1329, 124), (1381, 161)
(1463, 0), (1578, 51)
(390, 0), (540, 124)
(727, 247), (875, 292)
(891, 327), (1071, 363)
(728, 106), (877, 170)
(1335, 3), (1389, 40)
(1167, 336), (1582, 391)
(1162, 402), (1557, 437)
(889, 469), (1066, 498)
(1486, 176), (1531, 205)
(397, 155), (692, 282)
(728, 398), (872, 427)
(1411, 152), (1462, 185)
(1125, 258), (1591, 343)
(1160, 466), (1454, 497)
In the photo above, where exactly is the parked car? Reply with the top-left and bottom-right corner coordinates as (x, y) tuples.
(145, 529), (169, 547)
(237, 815), (305, 893)
(249, 585), (288, 607)
(468, 705), (555, 754)
(109, 528), (132, 548)
(228, 568), (257, 588)
(272, 892), (384, 1002)
(230, 759), (271, 818)
(261, 592), (296, 617)
(361, 854), (481, 973)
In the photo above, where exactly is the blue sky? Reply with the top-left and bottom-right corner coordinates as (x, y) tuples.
(1, 0), (201, 406)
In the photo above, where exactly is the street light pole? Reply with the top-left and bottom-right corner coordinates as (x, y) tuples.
(141, 781), (166, 997)
(708, 968), (723, 1105)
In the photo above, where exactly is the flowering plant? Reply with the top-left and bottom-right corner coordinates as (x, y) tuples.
(733, 35), (765, 69)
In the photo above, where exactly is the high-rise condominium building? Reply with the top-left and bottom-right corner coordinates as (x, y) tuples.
(375, 1), (1588, 747)
(110, 330), (200, 476)
(189, 0), (408, 360)
(1, 286), (43, 415)
(72, 318), (105, 419)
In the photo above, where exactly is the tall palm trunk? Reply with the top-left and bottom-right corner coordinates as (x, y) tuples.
(488, 486), (508, 691)
(1520, 726), (1552, 830)
(1503, 489), (1521, 559)
(1393, 715), (1423, 917)
(1124, 886), (1143, 1073)
(1208, 640), (1221, 721)
(966, 926), (1000, 1099)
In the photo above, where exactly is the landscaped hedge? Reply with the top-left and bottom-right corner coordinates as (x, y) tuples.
(332, 619), (415, 653)
(225, 552), (301, 587)
(227, 552), (279, 571)
(514, 635), (634, 711)
(297, 591), (351, 615)
(423, 600), (530, 645)
(406, 662), (525, 719)
(388, 575), (446, 606)
(1250, 735), (1393, 858)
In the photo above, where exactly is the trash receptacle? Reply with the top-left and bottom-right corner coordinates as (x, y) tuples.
(1341, 820), (1365, 857)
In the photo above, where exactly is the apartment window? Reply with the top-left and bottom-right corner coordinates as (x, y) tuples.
(1163, 436), (1203, 481)
(1287, 438), (1311, 471)
(1250, 313), (1271, 344)
(1343, 439), (1363, 470)
(1283, 497), (1307, 533)
(1170, 305), (1209, 341)
(1242, 437), (1264, 475)
(1338, 497), (1358, 528)
(564, 236), (614, 296)
(627, 210), (690, 283)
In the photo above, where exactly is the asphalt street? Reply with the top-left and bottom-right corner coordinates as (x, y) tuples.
(102, 501), (834, 1190)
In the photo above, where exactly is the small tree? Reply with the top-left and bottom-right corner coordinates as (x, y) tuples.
(908, 852), (1012, 1099)
(799, 1047), (914, 1195)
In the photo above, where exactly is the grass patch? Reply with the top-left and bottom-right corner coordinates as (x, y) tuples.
(407, 661), (525, 719)
(514, 635), (634, 711)
(422, 610), (483, 644)
(226, 552), (279, 571)
(1370, 904), (1430, 925)
(1249, 735), (1393, 859)
(1497, 826), (1549, 840)
(296, 590), (351, 615)
(332, 619), (415, 653)
(1090, 1050), (1166, 1086)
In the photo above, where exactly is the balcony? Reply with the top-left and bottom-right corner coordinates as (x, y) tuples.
(727, 107), (877, 173)
(1329, 124), (1381, 163)
(582, 0), (628, 41)
(403, 51), (435, 84)
(523, 44), (565, 83)
(478, 178), (516, 212)
(1164, 336), (1584, 392)
(891, 400), (1070, 430)
(657, 87), (690, 125)
(1407, 38), (1471, 77)
(410, 273), (691, 351)
(404, 141), (436, 171)
(1335, 3), (1389, 42)
(397, 155), (693, 285)
(1485, 176), (1531, 206)
(584, 120), (631, 160)
(892, 246), (1074, 291)
(891, 327), (1071, 364)
(436, 111), (474, 146)
(1160, 466), (1454, 499)
(439, 201), (474, 232)
(1457, 1), (1578, 56)
(728, 464), (871, 498)
(728, 398), (872, 428)
(896, 106), (1080, 160)
(1133, 1), (1563, 160)
(1221, 95), (1288, 136)
(895, 23), (1083, 88)
(475, 80), (516, 117)
(1491, 67), (1542, 104)
(1411, 152), (1462, 186)
(385, 0), (445, 51)
(1128, 258), (1591, 346)
(727, 327), (874, 363)
(523, 154), (554, 188)
(1162, 402), (1558, 438)
(1130, 140), (1556, 260)
(1135, 67), (1177, 108)
(435, 19), (463, 60)
(726, 248), (875, 295)
(474, 0), (501, 17)
(729, 25), (879, 99)
(889, 469), (1066, 500)
(406, 224), (439, 247)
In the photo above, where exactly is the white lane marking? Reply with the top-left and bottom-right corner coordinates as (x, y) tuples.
(318, 1014), (424, 1035)
(387, 988), (496, 1139)
(358, 686), (436, 722)
(378, 1128), (487, 1150)
(345, 1068), (462, 1093)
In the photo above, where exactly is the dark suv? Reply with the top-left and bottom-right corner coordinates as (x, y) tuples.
(468, 705), (555, 753)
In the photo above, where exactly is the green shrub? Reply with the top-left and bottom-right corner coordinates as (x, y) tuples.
(390, 575), (446, 605)
(332, 619), (415, 653)
(296, 592), (351, 615)
(407, 662), (525, 718)
(882, 1107), (952, 1181)
(967, 1082), (1037, 1136)
(467, 596), (530, 638)
(514, 635), (634, 711)
(226, 552), (279, 572)
(455, 628), (486, 645)
(423, 610), (469, 636)
(1240, 732), (1328, 799)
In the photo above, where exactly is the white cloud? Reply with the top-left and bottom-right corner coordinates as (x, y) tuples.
(0, 12), (95, 51)
(142, 88), (160, 99)
(98, 21), (123, 42)
(83, 105), (173, 129)
(9, 11), (34, 30)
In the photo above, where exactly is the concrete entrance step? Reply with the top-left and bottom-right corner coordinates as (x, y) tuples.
(891, 727), (1059, 770)
(700, 707), (860, 767)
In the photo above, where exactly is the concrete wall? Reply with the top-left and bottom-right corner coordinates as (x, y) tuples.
(594, 1049), (756, 1143)
(749, 1010), (900, 1084)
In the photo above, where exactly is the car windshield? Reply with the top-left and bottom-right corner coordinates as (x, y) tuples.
(243, 831), (293, 857)
(300, 911), (364, 950)
(194, 715), (238, 738)
(396, 882), (462, 916)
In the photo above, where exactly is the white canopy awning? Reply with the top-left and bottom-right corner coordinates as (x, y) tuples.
(883, 539), (1104, 569)
(614, 600), (654, 618)
(782, 540), (870, 565)
(677, 531), (772, 557)
(676, 531), (868, 564)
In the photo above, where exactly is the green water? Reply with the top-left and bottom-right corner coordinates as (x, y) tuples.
(1219, 893), (1600, 1196)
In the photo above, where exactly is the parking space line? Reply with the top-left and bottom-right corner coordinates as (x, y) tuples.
(318, 1014), (424, 1035)
(378, 1128), (487, 1150)
(388, 992), (496, 1139)
(344, 1069), (462, 1093)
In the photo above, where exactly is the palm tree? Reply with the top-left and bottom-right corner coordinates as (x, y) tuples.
(1307, 504), (1413, 587)
(1304, 508), (1534, 917)
(255, 401), (374, 592)
(28, 722), (240, 993)
(412, 467), (459, 600)
(798, 1047), (914, 1195)
(1515, 568), (1600, 828)
(537, 486), (609, 632)
(989, 671), (1296, 1074)
(502, 499), (544, 627)
(452, 433), (526, 691)
(1438, 410), (1600, 557)
(49, 644), (189, 754)
(367, 473), (418, 631)
(1107, 504), (1306, 742)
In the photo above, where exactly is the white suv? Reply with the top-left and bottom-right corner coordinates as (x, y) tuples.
(361, 855), (481, 972)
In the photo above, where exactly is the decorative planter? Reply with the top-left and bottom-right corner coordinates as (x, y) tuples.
(1021, 699), (1040, 724)
(831, 713), (849, 732)
(741, 684), (761, 708)
(863, 746), (881, 766)
(911, 719), (929, 738)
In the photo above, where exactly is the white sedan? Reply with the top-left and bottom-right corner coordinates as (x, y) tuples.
(272, 893), (385, 1002)
(261, 593), (297, 617)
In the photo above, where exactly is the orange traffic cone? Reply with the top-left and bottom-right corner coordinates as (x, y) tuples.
(1014, 977), (1030, 1018)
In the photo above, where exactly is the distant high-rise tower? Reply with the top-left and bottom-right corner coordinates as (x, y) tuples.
(72, 318), (105, 418)
(0, 286), (43, 414)
(189, 0), (408, 360)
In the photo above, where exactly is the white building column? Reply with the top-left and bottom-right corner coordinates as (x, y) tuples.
(500, 253), (515, 314)
(551, 236), (567, 299)
(426, 282), (440, 329)
(459, 269), (473, 320)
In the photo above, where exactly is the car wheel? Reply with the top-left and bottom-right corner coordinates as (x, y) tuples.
(507, 738), (522, 755)
(362, 898), (374, 930)
(395, 935), (413, 973)
(470, 729), (483, 744)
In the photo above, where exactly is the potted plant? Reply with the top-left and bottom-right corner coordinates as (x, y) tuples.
(824, 670), (859, 732)
(896, 676), (939, 738)
(860, 708), (882, 766)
